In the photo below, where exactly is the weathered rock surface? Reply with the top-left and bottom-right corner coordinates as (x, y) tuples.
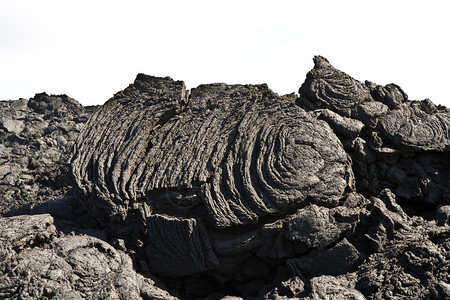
(0, 93), (95, 213)
(67, 73), (360, 297)
(378, 99), (450, 151)
(356, 216), (450, 299)
(284, 204), (353, 251)
(145, 214), (219, 277)
(71, 75), (188, 222)
(1, 56), (450, 299)
(299, 57), (450, 206)
(298, 56), (372, 117)
(288, 238), (361, 277)
(0, 214), (176, 299)
(306, 275), (366, 300)
(71, 75), (351, 228)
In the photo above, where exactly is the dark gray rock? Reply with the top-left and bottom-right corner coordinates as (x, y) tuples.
(284, 204), (352, 251)
(259, 276), (305, 299)
(436, 205), (450, 226)
(71, 74), (189, 223)
(0, 94), (93, 213)
(277, 276), (304, 298)
(351, 137), (377, 163)
(28, 93), (84, 118)
(353, 101), (389, 127)
(378, 100), (450, 151)
(431, 282), (450, 300)
(368, 82), (408, 109)
(2, 56), (450, 299)
(288, 238), (361, 277)
(298, 56), (373, 117)
(203, 89), (350, 227)
(211, 226), (268, 257)
(316, 108), (364, 138)
(362, 189), (410, 253)
(145, 214), (219, 277)
(71, 75), (351, 228)
(0, 213), (56, 250)
(1, 117), (25, 135)
(0, 214), (177, 300)
(306, 275), (366, 300)
(356, 217), (450, 300)
(299, 56), (450, 209)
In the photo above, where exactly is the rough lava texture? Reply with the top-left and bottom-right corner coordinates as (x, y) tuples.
(0, 93), (96, 213)
(378, 100), (450, 151)
(71, 76), (351, 228)
(298, 56), (373, 117)
(0, 214), (175, 299)
(1, 56), (450, 299)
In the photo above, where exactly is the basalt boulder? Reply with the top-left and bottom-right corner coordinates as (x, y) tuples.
(69, 73), (357, 285)
(298, 56), (450, 207)
(378, 99), (450, 151)
(298, 56), (373, 117)
(71, 75), (352, 228)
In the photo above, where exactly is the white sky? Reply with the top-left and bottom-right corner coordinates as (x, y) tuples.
(1, 0), (449, 107)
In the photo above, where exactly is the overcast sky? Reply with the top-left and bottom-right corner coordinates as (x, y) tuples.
(1, 1), (449, 107)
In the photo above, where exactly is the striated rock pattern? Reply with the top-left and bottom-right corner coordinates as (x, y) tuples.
(298, 56), (372, 117)
(71, 75), (188, 222)
(378, 99), (450, 151)
(300, 56), (450, 205)
(145, 214), (219, 277)
(71, 76), (351, 229)
(1, 56), (450, 299)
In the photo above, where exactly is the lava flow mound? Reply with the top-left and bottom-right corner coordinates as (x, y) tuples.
(1, 56), (449, 299)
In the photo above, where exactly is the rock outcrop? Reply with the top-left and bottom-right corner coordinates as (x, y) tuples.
(0, 214), (175, 299)
(300, 56), (450, 206)
(0, 93), (95, 213)
(71, 76), (351, 228)
(1, 56), (449, 299)
(298, 56), (373, 117)
(378, 100), (450, 151)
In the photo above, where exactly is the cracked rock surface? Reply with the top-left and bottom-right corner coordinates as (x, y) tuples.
(0, 214), (175, 299)
(0, 93), (96, 213)
(1, 56), (450, 299)
(71, 76), (351, 228)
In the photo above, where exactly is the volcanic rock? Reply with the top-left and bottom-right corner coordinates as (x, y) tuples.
(0, 93), (95, 213)
(1, 56), (450, 299)
(298, 56), (372, 117)
(0, 214), (175, 299)
(71, 75), (352, 228)
(378, 100), (450, 151)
